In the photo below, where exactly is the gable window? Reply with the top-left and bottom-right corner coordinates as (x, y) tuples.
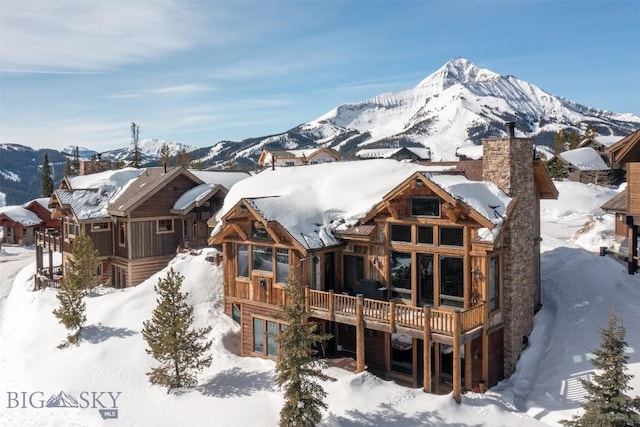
(411, 197), (440, 217)
(253, 245), (273, 272)
(440, 227), (463, 247)
(390, 251), (412, 300)
(440, 256), (464, 308)
(390, 224), (412, 243)
(276, 248), (290, 283)
(489, 256), (500, 311)
(91, 222), (110, 232)
(237, 244), (249, 277)
(417, 226), (433, 244)
(157, 219), (173, 233)
(251, 221), (271, 240)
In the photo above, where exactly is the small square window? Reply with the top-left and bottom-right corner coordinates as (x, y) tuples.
(158, 219), (173, 233)
(417, 226), (433, 244)
(391, 224), (411, 242)
(440, 227), (463, 247)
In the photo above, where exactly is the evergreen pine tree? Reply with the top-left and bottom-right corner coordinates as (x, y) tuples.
(276, 277), (329, 427)
(72, 146), (81, 175)
(41, 153), (54, 197)
(175, 148), (191, 168)
(63, 158), (73, 177)
(142, 268), (212, 392)
(52, 276), (86, 347)
(562, 310), (640, 426)
(68, 233), (101, 293)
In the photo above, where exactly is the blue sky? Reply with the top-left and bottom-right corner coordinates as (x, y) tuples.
(0, 0), (638, 152)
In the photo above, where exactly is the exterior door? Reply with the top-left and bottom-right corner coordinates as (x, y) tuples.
(418, 253), (434, 306)
(343, 255), (364, 294)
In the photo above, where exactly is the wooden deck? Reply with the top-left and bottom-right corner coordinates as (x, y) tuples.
(306, 289), (485, 344)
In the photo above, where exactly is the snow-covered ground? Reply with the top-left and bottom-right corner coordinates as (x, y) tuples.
(0, 180), (638, 426)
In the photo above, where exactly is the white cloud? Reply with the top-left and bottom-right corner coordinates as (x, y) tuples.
(107, 84), (213, 99)
(0, 0), (203, 71)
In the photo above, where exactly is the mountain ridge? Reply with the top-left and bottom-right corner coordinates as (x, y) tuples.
(1, 58), (639, 203)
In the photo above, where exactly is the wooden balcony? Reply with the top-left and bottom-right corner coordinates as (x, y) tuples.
(35, 231), (62, 252)
(306, 289), (485, 345)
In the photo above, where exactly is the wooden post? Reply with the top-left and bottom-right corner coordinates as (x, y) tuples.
(48, 248), (53, 279)
(328, 290), (335, 321)
(355, 294), (365, 373)
(389, 301), (396, 333)
(305, 287), (310, 312)
(452, 310), (461, 403)
(482, 301), (489, 386)
(423, 306), (431, 392)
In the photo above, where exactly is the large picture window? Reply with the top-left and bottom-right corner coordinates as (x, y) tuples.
(276, 248), (290, 283)
(391, 251), (412, 299)
(440, 256), (464, 307)
(489, 257), (500, 311)
(411, 197), (440, 217)
(237, 244), (249, 277)
(252, 245), (273, 272)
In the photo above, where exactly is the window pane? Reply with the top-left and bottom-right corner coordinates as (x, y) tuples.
(489, 257), (500, 310)
(390, 334), (413, 375)
(391, 251), (412, 299)
(418, 254), (434, 305)
(440, 256), (463, 307)
(440, 227), (463, 246)
(267, 321), (278, 357)
(238, 244), (249, 277)
(253, 318), (264, 353)
(232, 304), (241, 324)
(276, 248), (289, 283)
(411, 197), (440, 217)
(417, 226), (433, 244)
(252, 221), (271, 240)
(390, 225), (411, 242)
(252, 245), (273, 272)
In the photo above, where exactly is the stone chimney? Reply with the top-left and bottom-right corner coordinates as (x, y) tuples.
(79, 160), (112, 176)
(482, 121), (536, 376)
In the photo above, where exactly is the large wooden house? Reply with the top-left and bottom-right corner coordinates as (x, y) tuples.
(257, 147), (340, 168)
(41, 166), (249, 288)
(602, 129), (640, 273)
(210, 124), (558, 401)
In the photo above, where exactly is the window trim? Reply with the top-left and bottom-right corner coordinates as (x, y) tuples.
(118, 222), (127, 247)
(252, 315), (285, 358)
(390, 224), (412, 243)
(156, 218), (174, 234)
(439, 226), (464, 247)
(90, 222), (111, 233)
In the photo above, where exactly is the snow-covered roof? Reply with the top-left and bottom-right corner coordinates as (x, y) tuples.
(559, 147), (609, 171)
(455, 145), (483, 160)
(214, 159), (486, 249)
(173, 184), (216, 211)
(190, 170), (250, 190)
(355, 147), (430, 160)
(0, 205), (42, 226)
(22, 197), (52, 211)
(581, 135), (624, 148)
(58, 168), (145, 220)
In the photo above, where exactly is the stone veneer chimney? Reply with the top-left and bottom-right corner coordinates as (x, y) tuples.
(79, 160), (112, 176)
(482, 121), (536, 376)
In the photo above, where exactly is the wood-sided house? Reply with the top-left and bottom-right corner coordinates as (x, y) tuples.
(602, 129), (640, 273)
(257, 147), (340, 168)
(210, 127), (558, 402)
(547, 147), (612, 185)
(0, 198), (57, 245)
(44, 166), (249, 288)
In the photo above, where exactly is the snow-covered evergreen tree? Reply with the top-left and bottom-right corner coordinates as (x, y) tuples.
(276, 277), (329, 427)
(562, 310), (640, 426)
(142, 268), (212, 392)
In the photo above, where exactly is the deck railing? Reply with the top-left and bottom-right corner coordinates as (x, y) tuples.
(306, 289), (485, 337)
(35, 231), (62, 251)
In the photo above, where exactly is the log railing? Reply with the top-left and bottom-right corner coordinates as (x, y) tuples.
(306, 289), (485, 337)
(35, 231), (62, 252)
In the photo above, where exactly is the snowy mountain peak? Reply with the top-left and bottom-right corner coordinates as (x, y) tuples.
(416, 57), (500, 90)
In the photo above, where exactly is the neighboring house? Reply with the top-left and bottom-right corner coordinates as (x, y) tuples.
(579, 135), (625, 184)
(0, 198), (57, 245)
(41, 164), (249, 288)
(601, 187), (628, 239)
(257, 147), (340, 168)
(602, 129), (640, 273)
(356, 147), (431, 162)
(209, 123), (558, 402)
(548, 147), (612, 185)
(454, 145), (483, 161)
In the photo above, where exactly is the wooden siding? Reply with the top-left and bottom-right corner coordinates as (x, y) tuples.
(130, 174), (198, 219)
(364, 330), (387, 376)
(629, 163), (640, 217)
(130, 220), (181, 259)
(83, 223), (114, 256)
